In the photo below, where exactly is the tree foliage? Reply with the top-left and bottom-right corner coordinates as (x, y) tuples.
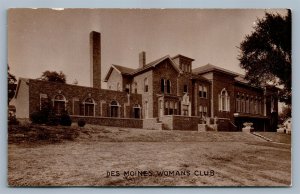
(238, 10), (291, 105)
(40, 70), (66, 83)
(279, 105), (291, 123)
(8, 65), (17, 104)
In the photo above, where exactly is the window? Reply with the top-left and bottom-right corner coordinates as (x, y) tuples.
(198, 85), (202, 97)
(125, 84), (130, 93)
(184, 84), (188, 93)
(169, 101), (174, 115)
(254, 97), (258, 114)
(161, 79), (165, 93)
(203, 86), (207, 98)
(165, 101), (169, 115)
(161, 79), (171, 94)
(199, 105), (203, 117)
(83, 98), (95, 116)
(246, 96), (249, 113)
(53, 94), (66, 115)
(110, 101), (120, 117)
(40, 94), (48, 111)
(250, 97), (253, 114)
(236, 93), (240, 112)
(144, 78), (148, 92)
(241, 94), (245, 113)
(174, 102), (178, 115)
(203, 106), (207, 117)
(258, 98), (262, 114)
(198, 85), (207, 98)
(219, 88), (230, 112)
(167, 80), (171, 94)
(132, 82), (137, 94)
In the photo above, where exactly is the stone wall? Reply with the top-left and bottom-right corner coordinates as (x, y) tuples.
(71, 116), (143, 128)
(161, 115), (202, 131)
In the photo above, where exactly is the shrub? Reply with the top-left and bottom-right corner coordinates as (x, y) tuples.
(60, 112), (72, 126)
(47, 112), (59, 126)
(30, 111), (48, 124)
(8, 114), (19, 125)
(78, 119), (86, 127)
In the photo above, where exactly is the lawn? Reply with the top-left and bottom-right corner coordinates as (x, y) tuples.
(8, 125), (291, 186)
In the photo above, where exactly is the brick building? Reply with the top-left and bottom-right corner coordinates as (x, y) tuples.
(11, 31), (278, 131)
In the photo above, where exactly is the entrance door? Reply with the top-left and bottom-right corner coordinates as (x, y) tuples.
(183, 105), (189, 116)
(134, 108), (140, 118)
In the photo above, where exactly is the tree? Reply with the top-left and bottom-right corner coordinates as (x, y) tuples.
(238, 10), (291, 105)
(40, 70), (66, 83)
(279, 105), (291, 123)
(8, 65), (17, 104)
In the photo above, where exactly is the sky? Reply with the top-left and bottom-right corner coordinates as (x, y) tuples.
(8, 8), (288, 88)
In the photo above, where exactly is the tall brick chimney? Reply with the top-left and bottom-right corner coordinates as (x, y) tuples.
(139, 51), (146, 68)
(90, 31), (101, 89)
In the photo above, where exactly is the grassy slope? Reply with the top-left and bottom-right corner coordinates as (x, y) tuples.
(8, 125), (291, 186)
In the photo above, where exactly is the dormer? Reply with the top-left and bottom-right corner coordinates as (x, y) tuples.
(172, 54), (195, 73)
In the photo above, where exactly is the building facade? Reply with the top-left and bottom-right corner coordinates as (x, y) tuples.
(11, 31), (278, 131)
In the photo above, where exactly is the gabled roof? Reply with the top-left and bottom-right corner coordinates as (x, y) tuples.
(113, 64), (135, 75)
(104, 64), (135, 82)
(130, 55), (182, 75)
(14, 78), (29, 98)
(193, 63), (241, 77)
(104, 55), (182, 81)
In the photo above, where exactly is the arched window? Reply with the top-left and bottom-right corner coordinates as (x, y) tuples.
(219, 88), (230, 112)
(83, 98), (95, 116)
(133, 104), (141, 119)
(144, 77), (148, 92)
(110, 101), (120, 117)
(53, 94), (66, 115)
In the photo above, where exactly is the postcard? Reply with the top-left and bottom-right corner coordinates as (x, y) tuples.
(7, 8), (291, 186)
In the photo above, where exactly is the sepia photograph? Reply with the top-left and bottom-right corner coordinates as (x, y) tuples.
(7, 8), (291, 186)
